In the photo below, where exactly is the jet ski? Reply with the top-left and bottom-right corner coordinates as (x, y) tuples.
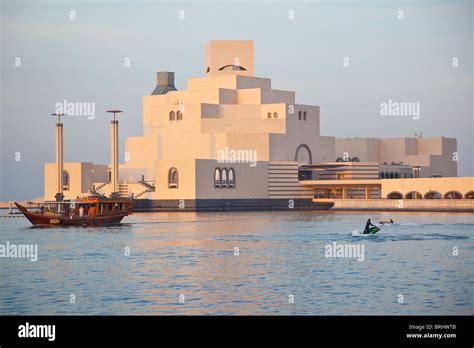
(367, 226), (381, 234)
(379, 219), (394, 225)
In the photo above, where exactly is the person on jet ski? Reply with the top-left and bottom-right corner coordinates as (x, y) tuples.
(364, 218), (376, 234)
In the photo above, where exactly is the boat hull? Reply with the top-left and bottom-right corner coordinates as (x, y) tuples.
(14, 203), (130, 227)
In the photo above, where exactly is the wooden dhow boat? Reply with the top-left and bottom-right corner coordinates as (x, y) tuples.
(16, 110), (133, 226)
(15, 195), (133, 227)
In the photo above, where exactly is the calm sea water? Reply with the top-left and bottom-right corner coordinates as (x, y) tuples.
(0, 210), (473, 315)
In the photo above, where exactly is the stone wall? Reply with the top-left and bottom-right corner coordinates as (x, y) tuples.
(323, 198), (474, 212)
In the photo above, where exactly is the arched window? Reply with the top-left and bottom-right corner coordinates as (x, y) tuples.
(394, 172), (400, 178)
(336, 157), (344, 162)
(303, 111), (307, 121)
(273, 112), (278, 119)
(218, 64), (247, 71)
(63, 170), (70, 191)
(465, 191), (474, 199)
(221, 168), (228, 188)
(295, 144), (312, 165)
(444, 191), (462, 199)
(228, 168), (235, 188)
(380, 171), (385, 179)
(405, 191), (422, 199)
(168, 167), (178, 188)
(351, 157), (360, 162)
(176, 110), (183, 120)
(424, 191), (442, 199)
(387, 191), (403, 199)
(214, 168), (221, 188)
(169, 111), (175, 121)
(267, 112), (272, 119)
(298, 111), (302, 120)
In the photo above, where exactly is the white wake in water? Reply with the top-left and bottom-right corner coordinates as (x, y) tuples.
(351, 229), (373, 237)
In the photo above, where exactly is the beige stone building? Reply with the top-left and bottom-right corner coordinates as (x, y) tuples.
(45, 40), (335, 210)
(335, 136), (457, 178)
(43, 40), (472, 211)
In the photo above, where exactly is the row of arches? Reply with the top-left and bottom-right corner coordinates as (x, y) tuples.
(169, 111), (183, 121)
(267, 112), (279, 119)
(387, 191), (474, 199)
(214, 167), (235, 188)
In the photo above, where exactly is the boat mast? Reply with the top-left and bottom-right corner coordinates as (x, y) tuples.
(107, 110), (123, 198)
(51, 113), (66, 202)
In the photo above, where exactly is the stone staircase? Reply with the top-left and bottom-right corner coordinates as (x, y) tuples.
(134, 181), (156, 199)
(135, 190), (148, 199)
(94, 182), (108, 191)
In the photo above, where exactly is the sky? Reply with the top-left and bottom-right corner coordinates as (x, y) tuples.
(0, 0), (472, 200)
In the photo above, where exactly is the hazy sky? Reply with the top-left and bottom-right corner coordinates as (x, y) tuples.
(1, 0), (472, 200)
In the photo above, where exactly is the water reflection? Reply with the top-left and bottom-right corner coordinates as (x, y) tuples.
(0, 211), (473, 315)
